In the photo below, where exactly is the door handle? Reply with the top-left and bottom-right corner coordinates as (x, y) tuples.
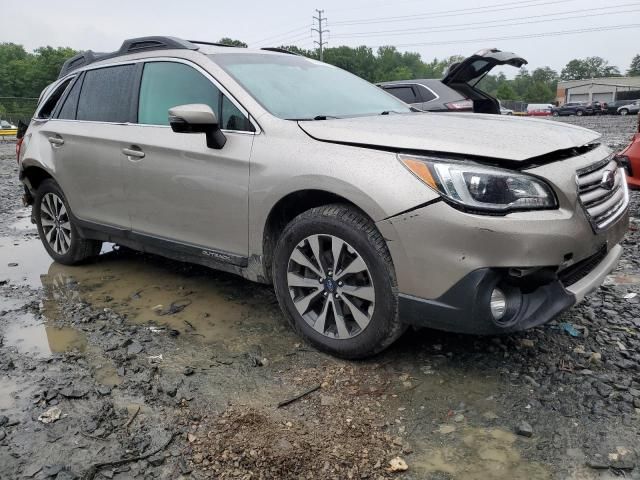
(48, 136), (64, 146)
(122, 146), (145, 159)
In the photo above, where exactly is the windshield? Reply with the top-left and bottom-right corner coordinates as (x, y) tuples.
(212, 53), (411, 120)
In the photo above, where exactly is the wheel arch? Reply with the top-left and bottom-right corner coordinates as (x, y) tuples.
(20, 164), (56, 204)
(261, 189), (376, 283)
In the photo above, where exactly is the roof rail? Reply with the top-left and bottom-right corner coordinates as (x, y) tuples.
(260, 47), (300, 56)
(58, 36), (199, 78)
(187, 40), (243, 48)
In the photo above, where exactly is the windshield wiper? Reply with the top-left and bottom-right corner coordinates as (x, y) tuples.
(285, 115), (338, 121)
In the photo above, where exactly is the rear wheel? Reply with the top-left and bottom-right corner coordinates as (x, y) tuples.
(576, 110), (584, 116)
(273, 204), (405, 359)
(552, 111), (559, 117)
(620, 108), (629, 116)
(34, 179), (102, 265)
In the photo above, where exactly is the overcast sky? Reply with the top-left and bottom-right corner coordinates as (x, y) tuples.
(3, 0), (640, 75)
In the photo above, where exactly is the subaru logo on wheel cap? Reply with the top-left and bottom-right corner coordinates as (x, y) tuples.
(601, 169), (616, 190)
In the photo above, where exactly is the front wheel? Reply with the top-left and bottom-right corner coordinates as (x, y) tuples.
(273, 204), (405, 359)
(552, 111), (559, 117)
(576, 110), (584, 116)
(34, 179), (102, 265)
(620, 109), (629, 116)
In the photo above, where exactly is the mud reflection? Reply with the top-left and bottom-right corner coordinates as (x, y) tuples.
(40, 246), (286, 351)
(3, 312), (87, 357)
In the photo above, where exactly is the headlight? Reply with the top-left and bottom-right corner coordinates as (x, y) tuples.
(398, 154), (557, 213)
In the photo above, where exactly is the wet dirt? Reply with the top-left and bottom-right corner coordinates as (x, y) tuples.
(2, 120), (640, 479)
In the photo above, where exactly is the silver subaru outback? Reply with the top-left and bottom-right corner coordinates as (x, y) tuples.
(17, 37), (628, 358)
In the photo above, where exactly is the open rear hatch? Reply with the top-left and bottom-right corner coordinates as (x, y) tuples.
(442, 49), (527, 114)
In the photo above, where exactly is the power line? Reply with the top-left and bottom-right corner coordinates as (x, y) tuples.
(331, 4), (640, 39)
(250, 25), (312, 46)
(370, 23), (640, 48)
(331, 0), (576, 26)
(312, 9), (329, 61)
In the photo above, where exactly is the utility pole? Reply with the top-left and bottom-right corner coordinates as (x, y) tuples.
(312, 9), (328, 61)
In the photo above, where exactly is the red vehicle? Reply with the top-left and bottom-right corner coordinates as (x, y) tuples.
(618, 113), (640, 189)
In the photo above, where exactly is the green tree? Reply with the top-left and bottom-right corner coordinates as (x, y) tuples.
(217, 38), (247, 48)
(627, 54), (640, 76)
(496, 82), (517, 100)
(524, 81), (554, 102)
(561, 57), (621, 80)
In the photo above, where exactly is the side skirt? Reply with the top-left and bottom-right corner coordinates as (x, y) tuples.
(73, 217), (256, 280)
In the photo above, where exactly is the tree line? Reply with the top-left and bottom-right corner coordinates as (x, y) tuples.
(1, 38), (640, 121)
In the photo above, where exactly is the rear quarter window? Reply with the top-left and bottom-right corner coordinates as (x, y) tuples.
(76, 65), (136, 122)
(36, 78), (75, 119)
(385, 86), (419, 104)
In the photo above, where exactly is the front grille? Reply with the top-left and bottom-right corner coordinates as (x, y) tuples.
(576, 157), (629, 231)
(558, 246), (607, 287)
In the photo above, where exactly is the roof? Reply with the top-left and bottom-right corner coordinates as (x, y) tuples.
(58, 36), (298, 78)
(558, 77), (640, 89)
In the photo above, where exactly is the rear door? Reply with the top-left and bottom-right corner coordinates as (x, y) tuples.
(441, 48), (527, 114)
(122, 60), (254, 259)
(49, 64), (137, 229)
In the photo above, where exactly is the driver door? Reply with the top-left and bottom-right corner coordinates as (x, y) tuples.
(122, 60), (255, 260)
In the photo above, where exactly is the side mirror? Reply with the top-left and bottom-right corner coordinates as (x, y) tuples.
(168, 104), (226, 149)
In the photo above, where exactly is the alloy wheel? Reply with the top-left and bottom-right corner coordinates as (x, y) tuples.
(40, 192), (72, 255)
(286, 234), (375, 340)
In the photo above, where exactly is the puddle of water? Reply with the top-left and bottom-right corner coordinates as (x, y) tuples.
(0, 377), (18, 410)
(414, 427), (550, 480)
(93, 361), (122, 386)
(41, 249), (286, 351)
(9, 208), (35, 232)
(3, 312), (86, 357)
(0, 237), (52, 287)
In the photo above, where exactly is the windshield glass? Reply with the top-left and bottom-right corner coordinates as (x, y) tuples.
(212, 53), (411, 120)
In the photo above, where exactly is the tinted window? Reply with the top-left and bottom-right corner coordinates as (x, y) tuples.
(138, 62), (220, 126)
(385, 86), (418, 104)
(77, 65), (136, 122)
(37, 78), (74, 119)
(57, 76), (83, 120)
(221, 95), (252, 131)
(417, 85), (436, 102)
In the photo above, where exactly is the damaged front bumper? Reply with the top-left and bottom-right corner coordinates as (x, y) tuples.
(377, 187), (628, 334)
(398, 245), (622, 334)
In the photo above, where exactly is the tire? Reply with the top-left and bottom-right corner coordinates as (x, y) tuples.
(620, 109), (629, 116)
(272, 204), (406, 359)
(552, 111), (559, 117)
(576, 110), (584, 116)
(34, 179), (102, 265)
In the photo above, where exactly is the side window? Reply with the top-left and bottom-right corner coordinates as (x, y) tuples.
(77, 65), (136, 122)
(385, 86), (419, 104)
(138, 62), (221, 126)
(56, 76), (83, 120)
(221, 95), (253, 131)
(418, 85), (436, 102)
(36, 78), (74, 119)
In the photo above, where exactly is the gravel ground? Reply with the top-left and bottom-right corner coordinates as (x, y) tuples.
(1, 116), (640, 479)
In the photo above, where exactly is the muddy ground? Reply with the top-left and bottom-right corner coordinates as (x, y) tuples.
(1, 115), (640, 480)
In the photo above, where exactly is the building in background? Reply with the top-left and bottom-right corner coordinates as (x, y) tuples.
(556, 77), (640, 105)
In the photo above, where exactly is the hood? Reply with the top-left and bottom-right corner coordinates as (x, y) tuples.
(297, 112), (601, 163)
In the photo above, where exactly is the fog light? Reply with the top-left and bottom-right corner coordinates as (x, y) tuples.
(490, 288), (507, 320)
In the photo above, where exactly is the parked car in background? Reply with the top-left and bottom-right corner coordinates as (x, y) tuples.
(499, 102), (513, 115)
(526, 104), (553, 116)
(0, 119), (18, 138)
(378, 48), (526, 114)
(618, 101), (640, 116)
(18, 37), (627, 358)
(617, 112), (640, 189)
(606, 99), (639, 115)
(588, 101), (606, 115)
(551, 102), (592, 116)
